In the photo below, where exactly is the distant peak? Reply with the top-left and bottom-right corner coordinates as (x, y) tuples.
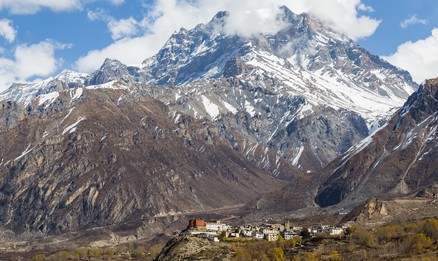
(99, 58), (126, 70)
(278, 5), (294, 15)
(105, 58), (119, 63)
(213, 11), (229, 20)
(58, 69), (74, 74)
(208, 11), (229, 27)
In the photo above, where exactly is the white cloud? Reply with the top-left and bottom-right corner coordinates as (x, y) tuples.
(400, 14), (427, 29)
(0, 19), (16, 42)
(76, 0), (380, 73)
(88, 9), (139, 40)
(75, 37), (150, 72)
(107, 18), (139, 40)
(300, 0), (380, 40)
(0, 0), (123, 14)
(357, 3), (374, 12)
(0, 0), (82, 14)
(383, 28), (438, 83)
(0, 40), (67, 91)
(87, 8), (106, 21)
(108, 0), (124, 5)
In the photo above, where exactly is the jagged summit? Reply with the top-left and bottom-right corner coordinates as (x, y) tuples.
(398, 77), (438, 121)
(141, 6), (416, 122)
(54, 69), (88, 86)
(0, 69), (88, 105)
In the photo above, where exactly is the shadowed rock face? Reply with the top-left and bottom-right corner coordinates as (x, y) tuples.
(0, 87), (283, 234)
(316, 78), (438, 208)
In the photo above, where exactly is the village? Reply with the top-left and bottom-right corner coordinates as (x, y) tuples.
(176, 218), (347, 243)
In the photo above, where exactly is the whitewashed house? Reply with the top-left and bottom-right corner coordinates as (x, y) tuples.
(283, 231), (297, 240)
(206, 221), (228, 232)
(241, 230), (253, 237)
(254, 232), (264, 240)
(265, 233), (279, 241)
(329, 227), (344, 236)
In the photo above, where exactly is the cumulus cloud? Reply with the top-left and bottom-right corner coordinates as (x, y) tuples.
(75, 37), (149, 72)
(0, 0), (125, 14)
(88, 9), (140, 40)
(400, 14), (427, 29)
(0, 0), (82, 14)
(0, 19), (16, 42)
(76, 0), (380, 72)
(383, 28), (438, 83)
(357, 3), (374, 12)
(0, 40), (67, 91)
(300, 0), (380, 40)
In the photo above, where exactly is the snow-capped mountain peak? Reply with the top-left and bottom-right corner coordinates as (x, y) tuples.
(0, 69), (88, 105)
(141, 6), (417, 123)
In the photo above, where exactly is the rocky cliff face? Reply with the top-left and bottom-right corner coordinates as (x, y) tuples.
(341, 198), (388, 223)
(316, 77), (438, 207)
(0, 83), (284, 234)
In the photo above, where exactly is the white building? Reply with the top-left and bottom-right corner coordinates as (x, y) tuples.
(229, 232), (240, 238)
(262, 228), (278, 235)
(254, 233), (264, 240)
(206, 221), (229, 232)
(265, 233), (279, 241)
(329, 228), (344, 236)
(283, 231), (297, 240)
(241, 230), (253, 237)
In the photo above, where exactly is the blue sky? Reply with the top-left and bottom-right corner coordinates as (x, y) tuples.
(0, 0), (437, 91)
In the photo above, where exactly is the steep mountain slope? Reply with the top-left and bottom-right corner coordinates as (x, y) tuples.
(315, 77), (438, 207)
(0, 81), (283, 234)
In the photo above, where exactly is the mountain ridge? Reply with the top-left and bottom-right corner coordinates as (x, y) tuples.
(315, 77), (438, 207)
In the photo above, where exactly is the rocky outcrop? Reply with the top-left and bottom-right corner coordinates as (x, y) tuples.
(416, 184), (438, 199)
(223, 56), (249, 77)
(342, 198), (388, 223)
(156, 236), (232, 261)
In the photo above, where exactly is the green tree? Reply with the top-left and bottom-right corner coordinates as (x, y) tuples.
(353, 227), (375, 247)
(131, 245), (145, 258)
(234, 248), (251, 261)
(422, 219), (438, 241)
(284, 238), (296, 249)
(268, 247), (284, 261)
(74, 248), (87, 259)
(409, 233), (432, 255)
